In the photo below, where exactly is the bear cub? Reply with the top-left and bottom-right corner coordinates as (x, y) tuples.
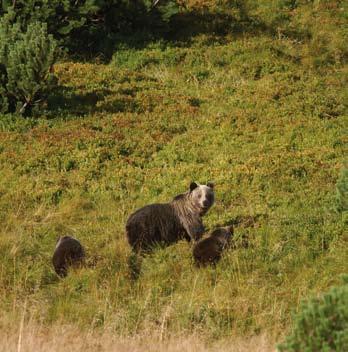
(52, 236), (85, 277)
(193, 225), (233, 267)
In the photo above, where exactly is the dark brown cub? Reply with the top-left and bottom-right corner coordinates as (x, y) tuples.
(52, 236), (85, 277)
(193, 225), (233, 267)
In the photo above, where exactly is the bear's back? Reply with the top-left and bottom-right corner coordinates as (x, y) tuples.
(193, 236), (224, 266)
(126, 203), (183, 251)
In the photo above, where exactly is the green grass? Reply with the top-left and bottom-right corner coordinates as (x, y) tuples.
(0, 25), (347, 343)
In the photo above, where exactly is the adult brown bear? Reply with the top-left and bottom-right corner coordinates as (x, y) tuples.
(126, 182), (215, 253)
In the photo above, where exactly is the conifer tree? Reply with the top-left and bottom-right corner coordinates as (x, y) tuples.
(0, 14), (57, 114)
(0, 1), (180, 54)
(278, 278), (348, 351)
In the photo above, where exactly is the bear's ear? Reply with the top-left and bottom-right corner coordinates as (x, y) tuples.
(207, 182), (214, 189)
(190, 182), (198, 192)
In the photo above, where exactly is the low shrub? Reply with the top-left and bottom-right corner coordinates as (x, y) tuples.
(0, 13), (58, 114)
(278, 277), (348, 351)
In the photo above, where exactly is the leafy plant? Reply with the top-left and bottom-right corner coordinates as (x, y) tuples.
(0, 13), (58, 114)
(278, 278), (348, 352)
(0, 0), (180, 55)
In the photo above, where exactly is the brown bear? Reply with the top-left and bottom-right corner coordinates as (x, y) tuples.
(126, 182), (215, 253)
(52, 236), (85, 277)
(193, 225), (233, 267)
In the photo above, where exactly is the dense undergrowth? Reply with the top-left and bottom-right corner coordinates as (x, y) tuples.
(0, 0), (347, 346)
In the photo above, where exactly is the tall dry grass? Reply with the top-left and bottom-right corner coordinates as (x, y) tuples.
(2, 322), (275, 352)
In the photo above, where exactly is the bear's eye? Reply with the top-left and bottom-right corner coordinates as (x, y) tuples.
(198, 194), (202, 199)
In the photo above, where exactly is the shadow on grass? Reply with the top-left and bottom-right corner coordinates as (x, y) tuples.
(46, 86), (141, 117)
(72, 8), (308, 63)
(166, 10), (308, 46)
(221, 213), (268, 229)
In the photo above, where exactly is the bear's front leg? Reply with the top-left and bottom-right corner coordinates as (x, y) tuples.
(185, 218), (205, 242)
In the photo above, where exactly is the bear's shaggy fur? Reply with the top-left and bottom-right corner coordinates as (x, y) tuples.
(52, 236), (85, 277)
(193, 225), (233, 267)
(126, 182), (215, 253)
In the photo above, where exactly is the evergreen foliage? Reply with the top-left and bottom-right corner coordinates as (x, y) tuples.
(0, 0), (180, 54)
(278, 279), (348, 352)
(0, 13), (57, 114)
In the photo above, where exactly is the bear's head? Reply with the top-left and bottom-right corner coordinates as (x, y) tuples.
(189, 182), (215, 215)
(210, 225), (234, 243)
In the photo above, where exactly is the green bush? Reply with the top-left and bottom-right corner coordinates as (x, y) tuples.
(0, 14), (57, 114)
(278, 278), (348, 352)
(0, 0), (180, 55)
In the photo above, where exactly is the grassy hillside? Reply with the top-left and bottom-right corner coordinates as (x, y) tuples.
(0, 2), (347, 349)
